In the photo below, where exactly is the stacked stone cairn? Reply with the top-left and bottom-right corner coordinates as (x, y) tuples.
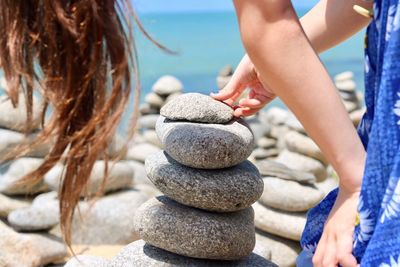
(65, 92), (277, 266)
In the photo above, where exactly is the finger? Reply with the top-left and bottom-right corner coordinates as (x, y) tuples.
(233, 107), (261, 117)
(223, 90), (244, 106)
(313, 234), (328, 267)
(211, 76), (246, 102)
(337, 235), (358, 267)
(322, 236), (338, 267)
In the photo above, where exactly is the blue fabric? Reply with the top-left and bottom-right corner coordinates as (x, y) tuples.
(300, 1), (400, 266)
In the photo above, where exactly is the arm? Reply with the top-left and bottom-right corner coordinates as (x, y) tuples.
(232, 1), (366, 266)
(301, 0), (373, 53)
(233, 0), (365, 191)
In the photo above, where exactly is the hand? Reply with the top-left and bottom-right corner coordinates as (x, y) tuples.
(313, 189), (360, 267)
(211, 54), (276, 117)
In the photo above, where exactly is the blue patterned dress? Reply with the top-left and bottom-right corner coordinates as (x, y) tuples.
(299, 1), (400, 266)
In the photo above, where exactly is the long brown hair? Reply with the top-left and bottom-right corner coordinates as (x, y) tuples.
(0, 0), (168, 247)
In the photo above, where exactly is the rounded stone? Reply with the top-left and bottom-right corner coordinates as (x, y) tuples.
(156, 116), (254, 169)
(284, 131), (327, 164)
(253, 202), (306, 241)
(145, 151), (263, 212)
(160, 93), (233, 124)
(134, 196), (256, 260)
(335, 80), (356, 92)
(111, 240), (277, 267)
(259, 177), (324, 212)
(334, 71), (354, 82)
(152, 75), (183, 96)
(255, 159), (316, 184)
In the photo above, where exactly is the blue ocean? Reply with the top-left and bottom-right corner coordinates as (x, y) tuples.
(136, 9), (366, 103)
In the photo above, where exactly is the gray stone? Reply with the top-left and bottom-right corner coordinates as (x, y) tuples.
(138, 114), (160, 130)
(0, 129), (53, 160)
(335, 80), (356, 92)
(160, 93), (233, 124)
(339, 90), (358, 102)
(128, 160), (153, 186)
(257, 137), (276, 149)
(0, 221), (67, 267)
(275, 150), (328, 182)
(255, 159), (316, 184)
(127, 143), (161, 163)
(259, 177), (324, 212)
(284, 113), (306, 133)
(265, 107), (288, 125)
(145, 92), (165, 108)
(246, 114), (271, 142)
(269, 125), (290, 140)
(8, 192), (59, 231)
(315, 176), (339, 196)
(334, 71), (354, 82)
(343, 100), (359, 113)
(0, 193), (29, 218)
(145, 151), (263, 212)
(152, 75), (183, 96)
(0, 93), (42, 132)
(65, 255), (109, 267)
(350, 108), (365, 126)
(44, 161), (134, 196)
(256, 230), (301, 267)
(165, 92), (183, 104)
(143, 130), (163, 148)
(111, 240), (277, 267)
(134, 184), (162, 198)
(253, 202), (306, 241)
(250, 148), (279, 160)
(284, 131), (327, 164)
(140, 103), (159, 115)
(156, 116), (254, 169)
(0, 157), (49, 195)
(134, 196), (256, 260)
(51, 189), (149, 245)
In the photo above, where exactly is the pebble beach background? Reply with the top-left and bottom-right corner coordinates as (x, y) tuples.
(0, 5), (367, 267)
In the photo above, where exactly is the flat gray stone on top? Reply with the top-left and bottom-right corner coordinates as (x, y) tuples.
(253, 202), (306, 241)
(134, 196), (256, 261)
(255, 159), (316, 184)
(156, 116), (254, 169)
(111, 240), (277, 267)
(145, 151), (263, 212)
(259, 177), (324, 212)
(160, 93), (233, 124)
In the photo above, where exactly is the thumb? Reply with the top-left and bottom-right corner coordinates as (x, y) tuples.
(211, 75), (246, 105)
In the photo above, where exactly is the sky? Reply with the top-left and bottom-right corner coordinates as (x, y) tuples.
(133, 0), (319, 14)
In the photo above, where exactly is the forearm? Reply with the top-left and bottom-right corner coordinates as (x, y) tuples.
(233, 0), (366, 191)
(300, 0), (372, 53)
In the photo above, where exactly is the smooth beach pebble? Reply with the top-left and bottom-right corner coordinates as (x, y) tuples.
(134, 196), (256, 260)
(44, 161), (134, 196)
(253, 202), (306, 241)
(256, 230), (301, 267)
(255, 159), (316, 184)
(259, 177), (324, 212)
(110, 239), (277, 267)
(145, 151), (263, 212)
(335, 80), (357, 92)
(152, 75), (183, 96)
(65, 255), (109, 267)
(0, 221), (67, 267)
(160, 93), (234, 124)
(284, 131), (327, 164)
(156, 116), (254, 169)
(275, 150), (327, 182)
(0, 193), (29, 218)
(334, 71), (354, 82)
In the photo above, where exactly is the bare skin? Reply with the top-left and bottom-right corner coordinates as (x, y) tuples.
(212, 0), (372, 266)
